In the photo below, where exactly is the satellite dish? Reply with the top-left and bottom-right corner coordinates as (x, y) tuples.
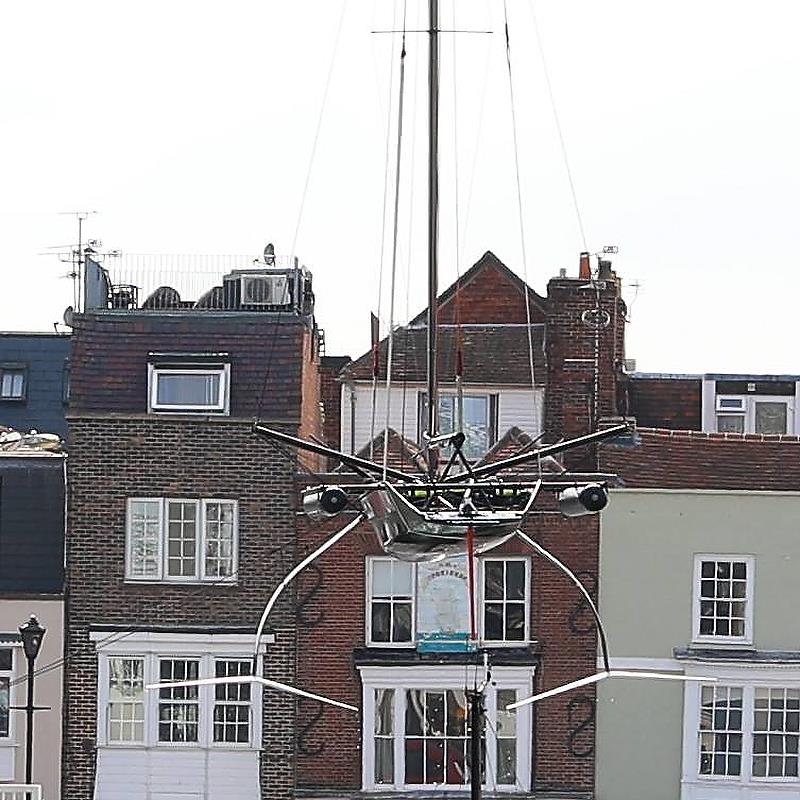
(264, 243), (275, 265)
(63, 306), (74, 327)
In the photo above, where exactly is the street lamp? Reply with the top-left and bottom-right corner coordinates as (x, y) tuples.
(18, 616), (45, 785)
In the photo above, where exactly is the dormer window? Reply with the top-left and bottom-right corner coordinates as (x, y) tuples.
(147, 353), (230, 415)
(0, 364), (26, 401)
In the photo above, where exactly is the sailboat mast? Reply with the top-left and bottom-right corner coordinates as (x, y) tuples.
(426, 0), (440, 475)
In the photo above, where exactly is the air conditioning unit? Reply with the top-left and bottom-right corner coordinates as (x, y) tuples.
(239, 274), (291, 307)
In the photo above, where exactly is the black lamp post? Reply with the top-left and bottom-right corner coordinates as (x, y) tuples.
(18, 615), (45, 785)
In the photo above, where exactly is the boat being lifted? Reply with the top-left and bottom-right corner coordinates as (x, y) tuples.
(256, 420), (625, 562)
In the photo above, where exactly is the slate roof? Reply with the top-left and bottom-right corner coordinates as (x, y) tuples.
(343, 324), (545, 385)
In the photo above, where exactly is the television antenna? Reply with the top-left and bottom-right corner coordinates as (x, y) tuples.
(54, 211), (96, 311)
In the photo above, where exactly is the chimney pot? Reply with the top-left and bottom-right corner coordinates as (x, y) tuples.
(579, 251), (591, 279)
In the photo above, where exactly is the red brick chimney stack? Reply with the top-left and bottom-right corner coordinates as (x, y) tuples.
(578, 251), (592, 279)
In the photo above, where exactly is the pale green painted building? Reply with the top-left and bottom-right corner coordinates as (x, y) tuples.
(596, 488), (800, 800)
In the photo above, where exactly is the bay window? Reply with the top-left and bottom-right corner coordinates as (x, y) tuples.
(361, 665), (532, 792)
(96, 643), (259, 749)
(683, 673), (800, 793)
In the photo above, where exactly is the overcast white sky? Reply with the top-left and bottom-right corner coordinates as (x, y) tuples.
(1, 1), (799, 374)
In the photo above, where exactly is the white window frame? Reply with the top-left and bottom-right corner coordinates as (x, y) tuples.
(692, 554), (754, 646)
(0, 645), (18, 742)
(418, 391), (498, 460)
(715, 394), (793, 435)
(360, 664), (533, 793)
(365, 557), (532, 649)
(682, 666), (800, 795)
(147, 363), (230, 415)
(106, 655), (146, 744)
(125, 498), (239, 584)
(478, 557), (531, 647)
(0, 366), (26, 401)
(365, 557), (417, 648)
(93, 632), (264, 751)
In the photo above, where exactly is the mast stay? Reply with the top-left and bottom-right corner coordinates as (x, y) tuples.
(425, 0), (440, 478)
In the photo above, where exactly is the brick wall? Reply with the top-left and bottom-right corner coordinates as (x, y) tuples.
(69, 313), (309, 419)
(544, 276), (626, 467)
(293, 485), (599, 796)
(63, 417), (301, 800)
(625, 376), (702, 430)
(319, 356), (350, 465)
(298, 328), (323, 472)
(434, 260), (547, 326)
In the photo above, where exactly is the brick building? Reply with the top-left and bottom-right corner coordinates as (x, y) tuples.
(62, 247), (632, 799)
(63, 256), (324, 800)
(293, 250), (628, 797)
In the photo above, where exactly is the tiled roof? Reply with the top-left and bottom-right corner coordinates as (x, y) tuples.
(353, 428), (428, 476)
(343, 324), (545, 385)
(600, 426), (800, 491)
(474, 426), (563, 474)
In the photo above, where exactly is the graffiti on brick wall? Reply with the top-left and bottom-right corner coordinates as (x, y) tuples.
(295, 562), (324, 627)
(567, 570), (598, 635)
(297, 699), (326, 756)
(566, 695), (595, 758)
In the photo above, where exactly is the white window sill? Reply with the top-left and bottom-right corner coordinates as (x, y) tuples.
(691, 636), (754, 648)
(97, 742), (258, 751)
(123, 578), (238, 587)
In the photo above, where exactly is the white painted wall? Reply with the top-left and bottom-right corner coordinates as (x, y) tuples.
(341, 382), (543, 456)
(0, 599), (63, 800)
(93, 748), (259, 800)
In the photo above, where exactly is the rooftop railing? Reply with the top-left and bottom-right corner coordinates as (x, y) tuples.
(82, 253), (313, 314)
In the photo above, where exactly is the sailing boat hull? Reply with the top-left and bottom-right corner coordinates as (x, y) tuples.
(359, 482), (528, 562)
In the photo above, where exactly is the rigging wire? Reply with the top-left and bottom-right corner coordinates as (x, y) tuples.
(526, 0), (588, 252)
(450, 0), (466, 444)
(382, 0), (410, 481)
(290, 0), (350, 261)
(458, 0), (493, 263)
(502, 0), (538, 414)
(451, 0), (461, 285)
(398, 0), (421, 475)
(370, 0), (401, 461)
